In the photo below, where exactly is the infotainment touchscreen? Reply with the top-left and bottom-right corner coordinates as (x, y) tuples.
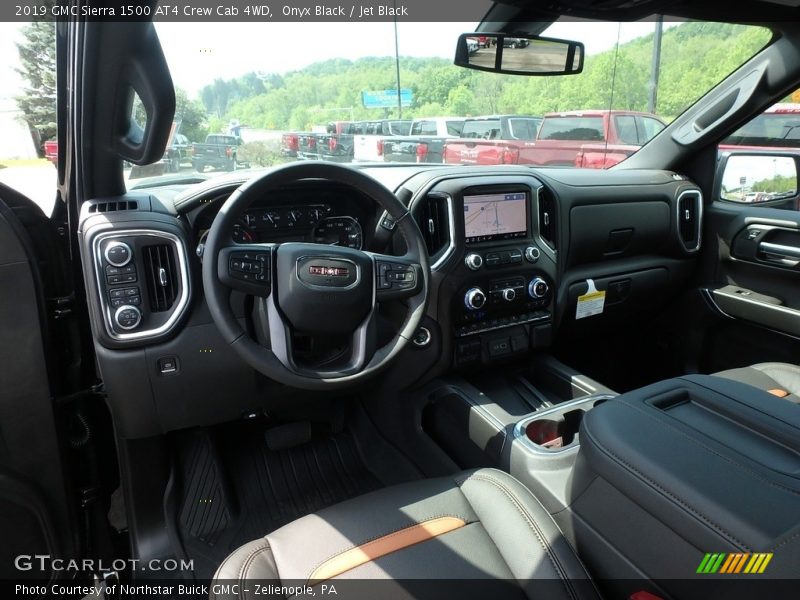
(463, 191), (528, 244)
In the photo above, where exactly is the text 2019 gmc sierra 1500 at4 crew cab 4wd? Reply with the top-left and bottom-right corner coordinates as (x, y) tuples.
(381, 117), (466, 163)
(3, 3), (800, 600)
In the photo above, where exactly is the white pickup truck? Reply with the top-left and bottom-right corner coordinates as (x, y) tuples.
(351, 119), (412, 162)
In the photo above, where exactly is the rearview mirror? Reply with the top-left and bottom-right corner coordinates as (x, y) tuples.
(720, 155), (798, 204)
(455, 33), (584, 76)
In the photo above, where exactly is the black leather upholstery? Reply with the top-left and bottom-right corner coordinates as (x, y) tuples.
(714, 362), (800, 403)
(573, 375), (800, 586)
(211, 468), (599, 600)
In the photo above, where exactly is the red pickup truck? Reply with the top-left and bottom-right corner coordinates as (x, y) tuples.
(541, 110), (665, 167)
(443, 110), (664, 167)
(44, 140), (58, 165)
(442, 115), (542, 165)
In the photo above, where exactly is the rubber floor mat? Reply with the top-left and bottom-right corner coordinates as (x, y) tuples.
(173, 423), (386, 578)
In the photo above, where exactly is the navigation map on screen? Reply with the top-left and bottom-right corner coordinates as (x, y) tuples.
(464, 192), (528, 243)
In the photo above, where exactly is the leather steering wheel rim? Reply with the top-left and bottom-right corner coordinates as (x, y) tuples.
(202, 162), (430, 391)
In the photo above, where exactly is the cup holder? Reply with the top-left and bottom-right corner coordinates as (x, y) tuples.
(515, 394), (615, 453)
(525, 410), (584, 449)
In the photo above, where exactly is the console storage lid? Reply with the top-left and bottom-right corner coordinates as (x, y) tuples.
(574, 375), (800, 578)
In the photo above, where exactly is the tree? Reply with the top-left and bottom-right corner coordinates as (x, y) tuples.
(15, 18), (57, 149)
(174, 88), (208, 142)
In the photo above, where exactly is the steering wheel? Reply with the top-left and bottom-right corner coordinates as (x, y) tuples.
(202, 162), (430, 390)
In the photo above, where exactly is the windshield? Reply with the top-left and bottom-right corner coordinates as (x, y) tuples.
(143, 19), (767, 181)
(0, 17), (772, 207)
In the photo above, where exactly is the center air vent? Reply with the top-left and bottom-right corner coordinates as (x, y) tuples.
(677, 190), (702, 252)
(537, 187), (557, 251)
(143, 244), (179, 312)
(416, 193), (452, 265)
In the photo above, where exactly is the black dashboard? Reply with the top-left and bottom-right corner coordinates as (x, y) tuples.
(77, 164), (702, 439)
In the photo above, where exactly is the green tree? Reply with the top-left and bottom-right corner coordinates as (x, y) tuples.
(15, 17), (57, 149)
(174, 88), (208, 142)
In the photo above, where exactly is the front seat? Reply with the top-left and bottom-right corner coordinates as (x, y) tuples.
(714, 362), (800, 403)
(211, 468), (599, 600)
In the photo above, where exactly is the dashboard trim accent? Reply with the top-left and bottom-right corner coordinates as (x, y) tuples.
(91, 229), (191, 342)
(409, 191), (456, 272)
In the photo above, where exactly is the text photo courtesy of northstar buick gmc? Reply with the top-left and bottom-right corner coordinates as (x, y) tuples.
(2, 1), (800, 599)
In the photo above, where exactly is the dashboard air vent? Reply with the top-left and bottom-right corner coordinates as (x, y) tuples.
(677, 190), (702, 251)
(88, 200), (138, 213)
(417, 194), (451, 260)
(142, 244), (179, 312)
(538, 187), (557, 251)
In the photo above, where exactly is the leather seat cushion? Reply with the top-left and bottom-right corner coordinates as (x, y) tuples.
(714, 362), (800, 404)
(212, 468), (598, 600)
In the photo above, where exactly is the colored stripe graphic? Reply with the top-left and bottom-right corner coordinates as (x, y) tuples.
(699, 552), (773, 574)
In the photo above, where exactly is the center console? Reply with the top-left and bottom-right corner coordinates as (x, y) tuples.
(441, 183), (557, 366)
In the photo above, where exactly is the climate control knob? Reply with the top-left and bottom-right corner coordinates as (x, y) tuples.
(501, 288), (516, 302)
(114, 305), (142, 331)
(524, 246), (541, 263)
(464, 253), (483, 271)
(464, 287), (487, 310)
(528, 277), (549, 299)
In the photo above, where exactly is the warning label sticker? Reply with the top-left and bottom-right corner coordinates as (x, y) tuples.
(576, 279), (606, 320)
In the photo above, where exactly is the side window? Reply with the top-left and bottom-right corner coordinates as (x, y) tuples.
(508, 118), (539, 140)
(446, 120), (465, 136)
(419, 121), (437, 135)
(638, 117), (665, 143)
(614, 115), (639, 145)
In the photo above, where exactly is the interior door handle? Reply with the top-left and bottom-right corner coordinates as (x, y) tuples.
(759, 241), (800, 264)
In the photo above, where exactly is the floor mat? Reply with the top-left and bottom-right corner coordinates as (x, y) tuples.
(172, 414), (418, 579)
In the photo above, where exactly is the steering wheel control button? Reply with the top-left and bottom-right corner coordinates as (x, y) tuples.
(104, 241), (133, 267)
(229, 251), (271, 283)
(412, 326), (432, 347)
(528, 277), (550, 299)
(465, 253), (483, 271)
(376, 260), (417, 293)
(114, 305), (142, 331)
(525, 246), (541, 263)
(465, 287), (487, 311)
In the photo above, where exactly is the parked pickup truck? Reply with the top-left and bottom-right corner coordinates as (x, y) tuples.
(525, 110), (665, 168)
(280, 132), (300, 158)
(297, 132), (322, 160)
(44, 140), (58, 165)
(162, 133), (191, 173)
(316, 121), (357, 163)
(442, 115), (542, 165)
(352, 119), (411, 162)
(191, 134), (244, 172)
(382, 117), (466, 163)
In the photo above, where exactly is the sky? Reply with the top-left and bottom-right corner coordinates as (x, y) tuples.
(0, 19), (677, 100)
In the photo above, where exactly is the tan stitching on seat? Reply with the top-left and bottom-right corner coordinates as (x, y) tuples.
(306, 516), (466, 585)
(459, 474), (579, 600)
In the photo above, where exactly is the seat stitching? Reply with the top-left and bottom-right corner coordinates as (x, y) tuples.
(582, 423), (750, 550)
(770, 527), (800, 551)
(622, 399), (800, 496)
(458, 473), (579, 600)
(239, 543), (275, 598)
(304, 513), (474, 582)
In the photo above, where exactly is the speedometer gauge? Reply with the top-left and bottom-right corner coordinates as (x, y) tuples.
(312, 216), (363, 249)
